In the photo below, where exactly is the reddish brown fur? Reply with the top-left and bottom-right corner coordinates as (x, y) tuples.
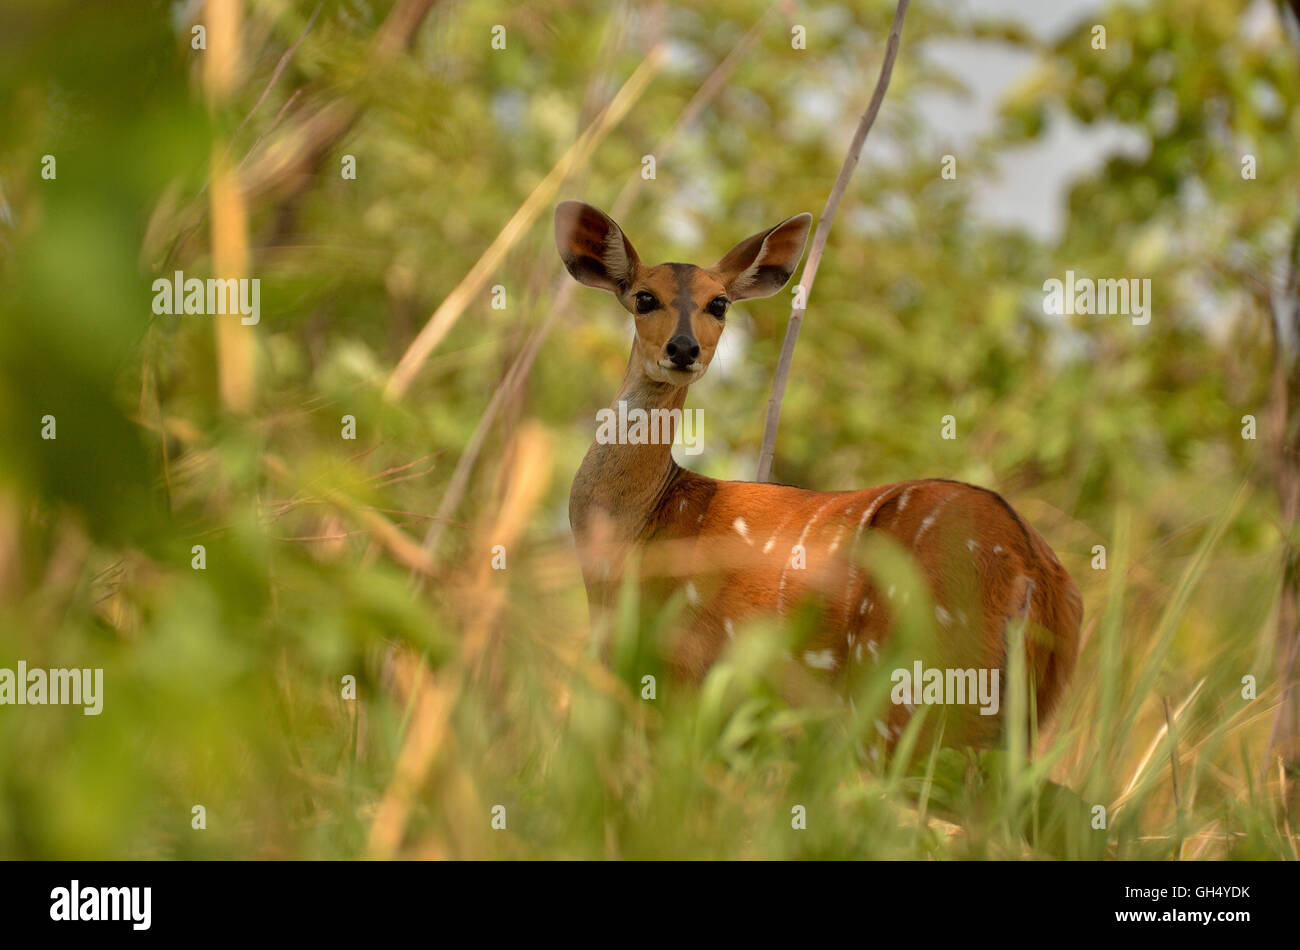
(556, 201), (1081, 745)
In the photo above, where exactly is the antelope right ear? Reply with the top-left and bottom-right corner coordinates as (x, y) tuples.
(712, 212), (812, 301)
(554, 201), (641, 296)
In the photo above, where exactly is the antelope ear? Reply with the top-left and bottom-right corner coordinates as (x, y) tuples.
(554, 201), (641, 295)
(712, 213), (812, 300)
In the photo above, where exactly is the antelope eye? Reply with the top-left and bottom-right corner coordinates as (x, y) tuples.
(634, 292), (659, 314)
(706, 296), (730, 318)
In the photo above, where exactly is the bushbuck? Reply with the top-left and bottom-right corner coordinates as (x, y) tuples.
(555, 200), (1081, 745)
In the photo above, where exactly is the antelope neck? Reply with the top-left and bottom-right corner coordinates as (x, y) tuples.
(571, 345), (691, 543)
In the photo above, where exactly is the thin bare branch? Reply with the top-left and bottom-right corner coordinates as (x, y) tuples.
(756, 0), (910, 482)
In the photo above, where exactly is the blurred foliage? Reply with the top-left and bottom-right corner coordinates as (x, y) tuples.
(0, 0), (1295, 858)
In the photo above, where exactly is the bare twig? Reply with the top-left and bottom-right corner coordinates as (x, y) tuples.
(756, 0), (910, 482)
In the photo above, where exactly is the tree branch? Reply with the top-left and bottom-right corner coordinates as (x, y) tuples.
(755, 0), (910, 482)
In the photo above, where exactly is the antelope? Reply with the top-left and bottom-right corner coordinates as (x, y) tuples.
(555, 200), (1081, 745)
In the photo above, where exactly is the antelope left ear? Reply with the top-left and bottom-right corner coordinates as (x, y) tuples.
(712, 213), (812, 301)
(555, 201), (641, 296)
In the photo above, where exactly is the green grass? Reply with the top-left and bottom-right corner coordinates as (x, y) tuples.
(3, 446), (1288, 859)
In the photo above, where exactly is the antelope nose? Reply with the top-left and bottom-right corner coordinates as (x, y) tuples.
(665, 334), (700, 368)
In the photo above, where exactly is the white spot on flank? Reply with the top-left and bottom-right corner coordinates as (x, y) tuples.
(993, 545), (1005, 555)
(803, 649), (838, 670)
(685, 582), (700, 606)
(679, 499), (687, 512)
(839, 485), (905, 626)
(897, 486), (914, 511)
(724, 618), (735, 639)
(935, 605), (953, 627)
(917, 513), (939, 542)
(867, 641), (880, 663)
(854, 643), (864, 663)
(827, 524), (846, 555)
(732, 517), (752, 544)
(915, 492), (957, 545)
(778, 499), (834, 613)
(762, 507), (799, 557)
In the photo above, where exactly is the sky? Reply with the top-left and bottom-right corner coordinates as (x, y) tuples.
(913, 0), (1139, 242)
